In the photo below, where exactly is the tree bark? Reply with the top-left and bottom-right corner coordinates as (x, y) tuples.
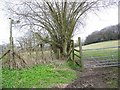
(51, 40), (72, 60)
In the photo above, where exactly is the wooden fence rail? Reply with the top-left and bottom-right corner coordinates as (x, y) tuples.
(69, 37), (84, 70)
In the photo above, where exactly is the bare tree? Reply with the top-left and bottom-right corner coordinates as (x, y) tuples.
(5, 0), (117, 59)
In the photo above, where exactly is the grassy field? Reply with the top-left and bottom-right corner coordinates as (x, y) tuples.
(2, 62), (76, 88)
(82, 40), (119, 49)
(75, 40), (119, 60)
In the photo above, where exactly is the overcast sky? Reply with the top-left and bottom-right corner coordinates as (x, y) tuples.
(0, 1), (118, 45)
(73, 6), (118, 41)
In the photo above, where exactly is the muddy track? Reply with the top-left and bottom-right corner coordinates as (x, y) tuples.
(65, 67), (118, 88)
(53, 60), (118, 88)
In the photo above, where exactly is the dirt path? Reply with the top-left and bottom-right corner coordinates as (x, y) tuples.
(53, 60), (118, 88)
(65, 60), (118, 88)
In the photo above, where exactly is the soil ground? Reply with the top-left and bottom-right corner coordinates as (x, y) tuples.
(54, 60), (118, 88)
(65, 67), (118, 88)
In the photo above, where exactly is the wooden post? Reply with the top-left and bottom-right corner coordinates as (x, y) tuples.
(0, 53), (1, 89)
(78, 37), (84, 70)
(41, 44), (44, 60)
(29, 39), (32, 62)
(1, 45), (3, 55)
(9, 18), (14, 69)
(57, 49), (60, 59)
(50, 44), (53, 61)
(71, 40), (75, 64)
(35, 46), (38, 64)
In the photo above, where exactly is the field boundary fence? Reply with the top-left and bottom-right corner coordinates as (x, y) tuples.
(68, 37), (84, 70)
(82, 46), (119, 68)
(0, 43), (60, 69)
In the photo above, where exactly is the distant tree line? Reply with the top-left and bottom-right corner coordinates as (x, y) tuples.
(84, 24), (119, 45)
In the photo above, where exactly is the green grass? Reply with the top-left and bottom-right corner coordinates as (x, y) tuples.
(75, 40), (119, 60)
(2, 63), (76, 88)
(82, 48), (118, 60)
(82, 40), (119, 49)
(107, 79), (118, 88)
(2, 40), (119, 88)
(106, 67), (118, 88)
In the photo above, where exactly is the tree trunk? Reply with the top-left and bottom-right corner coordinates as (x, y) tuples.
(51, 40), (72, 60)
(62, 41), (68, 59)
(51, 44), (59, 59)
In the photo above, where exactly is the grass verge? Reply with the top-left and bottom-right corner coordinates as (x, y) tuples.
(2, 62), (76, 88)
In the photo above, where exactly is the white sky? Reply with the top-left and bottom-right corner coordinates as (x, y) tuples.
(73, 6), (118, 42)
(0, 1), (118, 45)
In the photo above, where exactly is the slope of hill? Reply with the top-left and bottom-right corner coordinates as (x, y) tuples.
(82, 40), (119, 50)
(84, 24), (119, 45)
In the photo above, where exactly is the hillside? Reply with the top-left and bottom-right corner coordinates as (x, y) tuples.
(84, 24), (119, 45)
(82, 40), (119, 50)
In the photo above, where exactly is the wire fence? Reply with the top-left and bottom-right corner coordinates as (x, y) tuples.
(1, 43), (60, 69)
